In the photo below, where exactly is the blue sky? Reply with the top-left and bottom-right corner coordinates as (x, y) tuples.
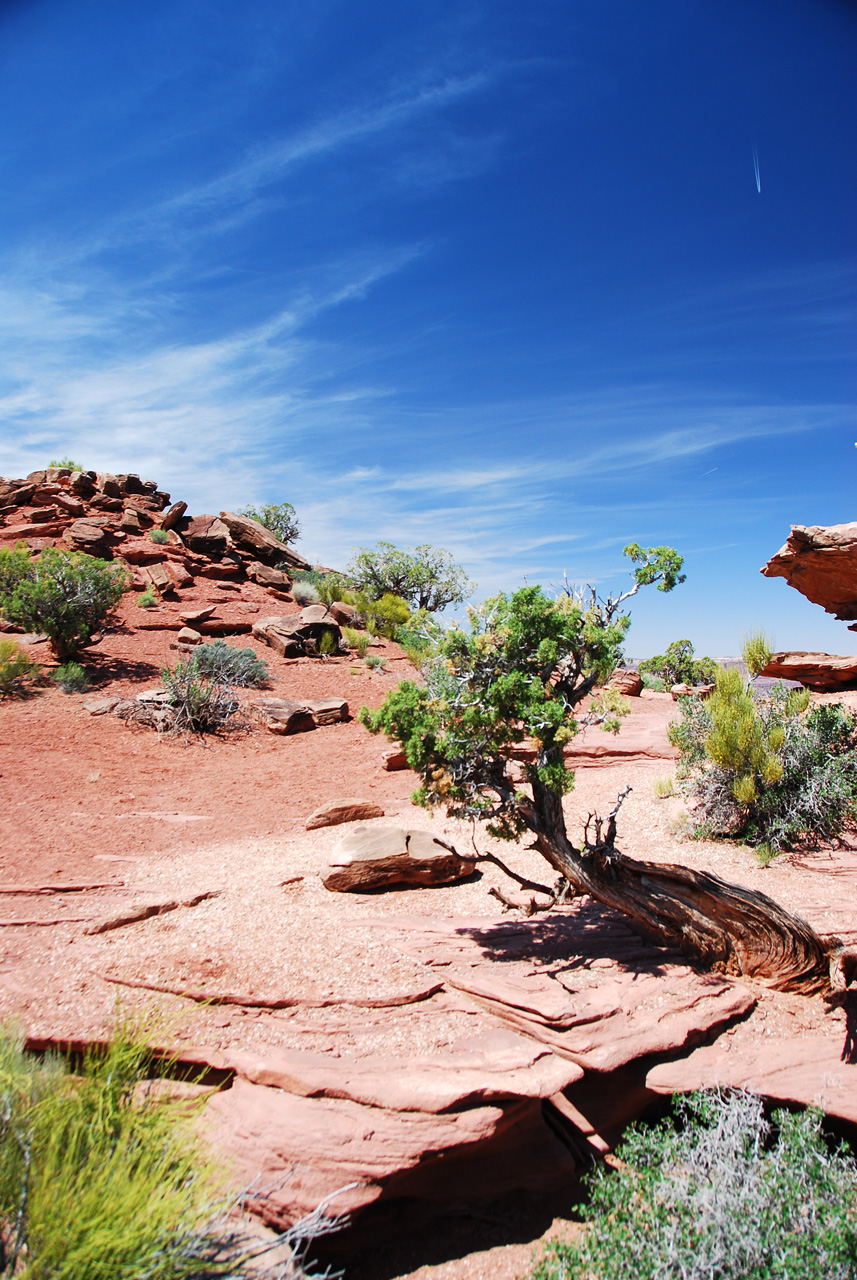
(0, 0), (855, 656)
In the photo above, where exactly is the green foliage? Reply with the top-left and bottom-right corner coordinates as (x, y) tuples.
(315, 571), (354, 608)
(743, 628), (774, 677)
(638, 639), (717, 688)
(0, 1022), (211, 1279)
(639, 671), (665, 692)
(669, 671), (857, 851)
(137, 588), (158, 609)
(48, 457), (83, 471)
(361, 591), (410, 637)
(0, 1023), (329, 1279)
(238, 501), (300, 545)
(317, 629), (339, 657)
(149, 528), (170, 545)
(343, 627), (370, 658)
(0, 542), (35, 602)
(191, 640), (269, 688)
(0, 639), (39, 694)
(160, 661), (239, 735)
(653, 775), (676, 799)
(364, 654), (387, 671)
(532, 1089), (857, 1280)
(0, 548), (131, 660)
(292, 581), (320, 606)
(52, 661), (88, 693)
(347, 541), (474, 613)
(622, 542), (686, 592)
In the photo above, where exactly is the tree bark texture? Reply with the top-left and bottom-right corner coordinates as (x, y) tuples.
(525, 780), (830, 995)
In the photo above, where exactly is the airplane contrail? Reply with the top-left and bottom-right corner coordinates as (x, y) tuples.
(753, 143), (761, 194)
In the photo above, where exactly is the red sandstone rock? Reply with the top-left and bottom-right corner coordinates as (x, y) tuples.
(306, 799), (385, 831)
(322, 826), (473, 892)
(381, 748), (409, 771)
(218, 511), (309, 570)
(760, 651), (857, 691)
(762, 521), (857, 624)
(607, 668), (643, 696)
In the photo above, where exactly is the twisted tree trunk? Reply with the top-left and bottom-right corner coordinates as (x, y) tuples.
(525, 781), (831, 995)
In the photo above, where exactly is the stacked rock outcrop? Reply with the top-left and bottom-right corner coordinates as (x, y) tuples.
(0, 467), (310, 603)
(762, 522), (857, 626)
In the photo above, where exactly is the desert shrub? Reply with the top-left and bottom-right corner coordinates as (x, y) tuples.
(48, 456), (84, 470)
(0, 542), (35, 603)
(0, 639), (39, 694)
(532, 1089), (857, 1280)
(52, 661), (88, 693)
(0, 548), (131, 659)
(363, 592), (410, 638)
(743, 627), (774, 676)
(347, 541), (474, 613)
(638, 639), (717, 688)
(161, 660), (240, 735)
(292, 581), (321, 606)
(639, 670), (665, 692)
(669, 667), (857, 851)
(137, 588), (158, 608)
(149, 527), (170, 545)
(365, 654), (388, 671)
(238, 501), (300, 545)
(317, 630), (339, 657)
(0, 1022), (331, 1279)
(653, 775), (676, 799)
(191, 640), (269, 688)
(343, 627), (370, 658)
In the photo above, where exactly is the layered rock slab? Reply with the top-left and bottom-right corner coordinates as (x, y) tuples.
(762, 521), (857, 624)
(321, 826), (475, 890)
(760, 651), (857, 691)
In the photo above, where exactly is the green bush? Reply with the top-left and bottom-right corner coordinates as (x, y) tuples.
(639, 670), (665, 692)
(48, 456), (84, 471)
(149, 528), (170, 545)
(0, 548), (131, 659)
(0, 1023), (328, 1279)
(161, 660), (239, 735)
(669, 667), (857, 851)
(0, 542), (35, 602)
(743, 628), (774, 677)
(343, 627), (370, 658)
(191, 640), (269, 688)
(365, 654), (388, 671)
(317, 630), (339, 657)
(292, 581), (321, 606)
(137, 588), (158, 609)
(238, 501), (300, 545)
(362, 591), (410, 638)
(532, 1089), (857, 1280)
(638, 639), (717, 688)
(52, 661), (88, 693)
(0, 639), (39, 694)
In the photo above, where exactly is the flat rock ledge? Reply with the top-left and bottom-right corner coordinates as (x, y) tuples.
(761, 651), (857, 692)
(321, 826), (476, 891)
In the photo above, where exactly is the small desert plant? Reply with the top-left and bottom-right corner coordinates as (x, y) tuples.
(669, 666), (857, 852)
(639, 670), (665, 692)
(653, 775), (676, 799)
(149, 527), (170, 545)
(318, 630), (339, 657)
(638, 639), (717, 688)
(343, 626), (370, 658)
(743, 627), (774, 677)
(0, 548), (131, 659)
(191, 640), (269, 688)
(137, 588), (158, 608)
(0, 639), (39, 694)
(292, 581), (321, 606)
(365, 654), (388, 671)
(48, 456), (84, 470)
(0, 1021), (333, 1279)
(532, 1089), (857, 1280)
(316, 571), (355, 608)
(362, 592), (410, 638)
(161, 661), (240, 735)
(52, 661), (88, 693)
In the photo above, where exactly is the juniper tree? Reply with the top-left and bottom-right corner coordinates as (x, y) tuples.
(362, 545), (832, 993)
